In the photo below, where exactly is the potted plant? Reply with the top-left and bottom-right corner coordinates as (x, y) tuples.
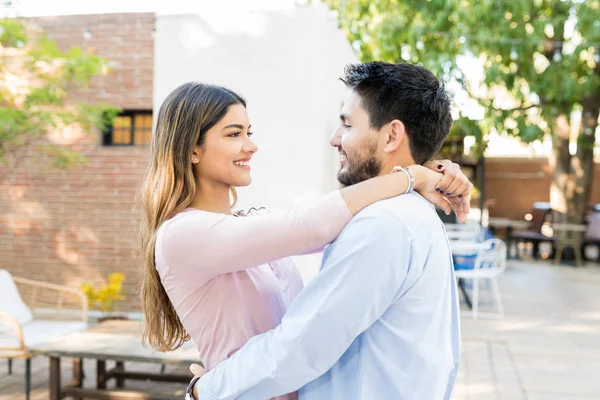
(81, 272), (127, 322)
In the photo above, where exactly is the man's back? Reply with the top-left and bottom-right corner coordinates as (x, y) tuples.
(300, 193), (461, 400)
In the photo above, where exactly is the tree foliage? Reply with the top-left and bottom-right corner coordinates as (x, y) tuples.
(0, 18), (118, 171)
(326, 0), (600, 220)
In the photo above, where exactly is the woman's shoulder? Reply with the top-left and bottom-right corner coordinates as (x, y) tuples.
(158, 206), (272, 237)
(158, 208), (224, 237)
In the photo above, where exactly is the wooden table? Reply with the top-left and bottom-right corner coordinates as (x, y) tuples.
(487, 218), (529, 230)
(30, 320), (200, 400)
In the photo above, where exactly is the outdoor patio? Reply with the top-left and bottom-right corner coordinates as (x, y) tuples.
(1, 259), (598, 400)
(454, 259), (600, 400)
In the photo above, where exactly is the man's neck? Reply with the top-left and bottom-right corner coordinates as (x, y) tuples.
(379, 154), (416, 175)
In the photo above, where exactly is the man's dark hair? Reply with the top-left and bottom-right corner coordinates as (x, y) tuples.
(340, 62), (453, 165)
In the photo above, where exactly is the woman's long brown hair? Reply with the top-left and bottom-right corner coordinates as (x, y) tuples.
(139, 83), (244, 351)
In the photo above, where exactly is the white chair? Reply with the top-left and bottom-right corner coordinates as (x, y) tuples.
(0, 269), (88, 400)
(445, 222), (485, 242)
(453, 239), (507, 320)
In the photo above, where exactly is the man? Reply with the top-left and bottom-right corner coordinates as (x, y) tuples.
(188, 62), (462, 399)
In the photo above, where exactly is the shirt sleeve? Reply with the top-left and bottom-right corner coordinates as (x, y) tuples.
(195, 207), (413, 400)
(158, 191), (352, 282)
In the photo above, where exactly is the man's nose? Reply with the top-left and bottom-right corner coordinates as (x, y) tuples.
(330, 127), (342, 148)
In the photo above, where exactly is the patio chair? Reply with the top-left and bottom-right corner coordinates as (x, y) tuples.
(584, 212), (600, 263)
(552, 211), (586, 267)
(454, 238), (507, 320)
(445, 221), (486, 242)
(0, 269), (88, 400)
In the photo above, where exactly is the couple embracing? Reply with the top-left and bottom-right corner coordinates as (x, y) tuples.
(139, 62), (469, 400)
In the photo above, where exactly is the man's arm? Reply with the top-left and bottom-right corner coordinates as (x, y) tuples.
(195, 208), (413, 400)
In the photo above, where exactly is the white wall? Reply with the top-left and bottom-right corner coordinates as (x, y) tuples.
(154, 4), (358, 210)
(154, 4), (359, 279)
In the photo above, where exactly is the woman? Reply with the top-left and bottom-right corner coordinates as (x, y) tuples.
(139, 83), (471, 400)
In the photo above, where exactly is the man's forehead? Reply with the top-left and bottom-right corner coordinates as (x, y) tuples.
(341, 91), (365, 119)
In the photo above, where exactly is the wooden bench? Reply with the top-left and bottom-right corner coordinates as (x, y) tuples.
(509, 202), (552, 258)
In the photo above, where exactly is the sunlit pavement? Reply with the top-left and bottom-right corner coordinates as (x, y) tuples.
(454, 260), (600, 400)
(2, 260), (599, 399)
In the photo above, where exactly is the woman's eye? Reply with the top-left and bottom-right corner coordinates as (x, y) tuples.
(228, 132), (241, 137)
(247, 131), (254, 137)
(343, 124), (352, 129)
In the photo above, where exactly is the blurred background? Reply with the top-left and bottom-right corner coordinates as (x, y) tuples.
(0, 0), (599, 399)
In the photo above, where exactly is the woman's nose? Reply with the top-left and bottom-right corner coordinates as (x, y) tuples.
(245, 137), (258, 154)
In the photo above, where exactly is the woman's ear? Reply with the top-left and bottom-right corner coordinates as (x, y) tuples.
(191, 145), (201, 164)
(383, 120), (406, 153)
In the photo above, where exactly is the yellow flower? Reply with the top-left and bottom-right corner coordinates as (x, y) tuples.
(80, 273), (126, 313)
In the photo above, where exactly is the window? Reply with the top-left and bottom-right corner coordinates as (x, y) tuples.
(103, 110), (153, 146)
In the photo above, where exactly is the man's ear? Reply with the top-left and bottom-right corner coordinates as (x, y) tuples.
(383, 120), (406, 153)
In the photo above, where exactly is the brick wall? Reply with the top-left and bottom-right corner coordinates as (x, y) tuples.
(32, 13), (154, 109)
(484, 158), (600, 220)
(0, 13), (154, 313)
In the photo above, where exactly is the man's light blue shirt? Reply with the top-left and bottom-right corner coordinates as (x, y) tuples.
(197, 193), (461, 400)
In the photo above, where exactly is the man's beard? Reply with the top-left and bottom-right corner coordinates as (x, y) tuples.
(337, 140), (382, 187)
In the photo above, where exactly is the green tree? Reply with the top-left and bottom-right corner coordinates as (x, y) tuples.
(0, 18), (117, 174)
(326, 0), (600, 223)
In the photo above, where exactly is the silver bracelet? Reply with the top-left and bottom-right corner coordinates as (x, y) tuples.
(391, 166), (414, 194)
(185, 375), (202, 400)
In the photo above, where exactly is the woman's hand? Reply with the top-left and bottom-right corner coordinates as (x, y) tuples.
(410, 160), (473, 224)
(186, 363), (205, 400)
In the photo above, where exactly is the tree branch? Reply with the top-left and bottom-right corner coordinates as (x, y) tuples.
(462, 84), (541, 113)
(503, 104), (540, 112)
